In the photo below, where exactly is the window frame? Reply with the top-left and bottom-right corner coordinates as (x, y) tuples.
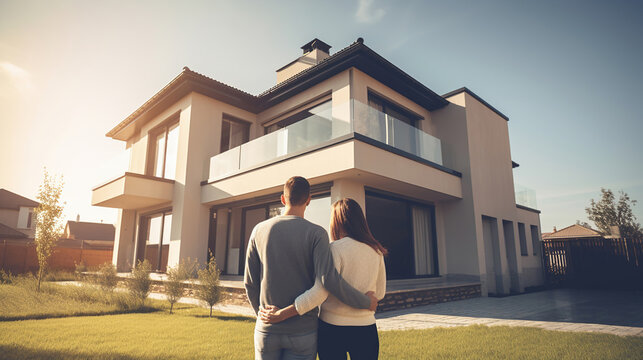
(146, 116), (180, 179)
(264, 98), (332, 134)
(367, 91), (422, 128)
(220, 115), (251, 153)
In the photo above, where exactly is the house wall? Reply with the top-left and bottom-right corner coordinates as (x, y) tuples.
(432, 91), (545, 294)
(0, 209), (19, 231)
(431, 94), (480, 281)
(463, 92), (520, 295)
(515, 207), (544, 288)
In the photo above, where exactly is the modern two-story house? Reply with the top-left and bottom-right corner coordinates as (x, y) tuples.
(92, 38), (543, 296)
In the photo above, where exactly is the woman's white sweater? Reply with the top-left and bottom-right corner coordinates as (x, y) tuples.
(294, 237), (386, 326)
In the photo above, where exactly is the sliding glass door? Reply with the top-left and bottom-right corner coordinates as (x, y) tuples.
(365, 193), (437, 279)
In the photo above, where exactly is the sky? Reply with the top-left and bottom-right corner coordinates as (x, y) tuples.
(0, 0), (642, 232)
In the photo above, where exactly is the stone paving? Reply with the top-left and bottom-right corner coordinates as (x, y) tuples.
(374, 289), (643, 337)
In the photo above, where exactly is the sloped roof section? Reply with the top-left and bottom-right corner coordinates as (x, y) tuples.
(0, 189), (39, 210)
(106, 38), (450, 141)
(65, 221), (115, 241)
(0, 223), (27, 239)
(542, 224), (603, 239)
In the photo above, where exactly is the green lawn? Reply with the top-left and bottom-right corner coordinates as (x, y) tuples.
(0, 283), (160, 321)
(1, 281), (642, 359)
(1, 309), (642, 360)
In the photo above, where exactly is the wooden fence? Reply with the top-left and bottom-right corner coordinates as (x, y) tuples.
(542, 237), (643, 290)
(0, 239), (113, 274)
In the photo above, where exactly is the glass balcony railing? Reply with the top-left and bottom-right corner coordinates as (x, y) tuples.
(208, 100), (443, 181)
(515, 184), (538, 209)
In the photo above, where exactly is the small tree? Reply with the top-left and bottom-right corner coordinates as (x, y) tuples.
(128, 260), (152, 306)
(33, 169), (65, 292)
(165, 258), (198, 314)
(97, 262), (118, 292)
(586, 188), (642, 239)
(197, 255), (221, 318)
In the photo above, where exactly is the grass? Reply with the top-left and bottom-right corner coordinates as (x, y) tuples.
(1, 277), (641, 359)
(381, 325), (643, 360)
(0, 280), (161, 321)
(0, 306), (256, 360)
(0, 309), (641, 359)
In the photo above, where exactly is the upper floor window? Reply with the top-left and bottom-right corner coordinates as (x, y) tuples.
(265, 100), (332, 134)
(220, 116), (250, 152)
(367, 93), (420, 155)
(147, 120), (179, 180)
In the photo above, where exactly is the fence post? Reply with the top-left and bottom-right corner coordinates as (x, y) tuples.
(23, 242), (28, 273)
(80, 239), (84, 267)
(2, 239), (5, 271)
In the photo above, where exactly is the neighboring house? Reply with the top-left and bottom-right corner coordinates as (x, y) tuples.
(542, 224), (604, 241)
(92, 38), (543, 296)
(58, 220), (116, 248)
(0, 188), (38, 240)
(63, 220), (116, 241)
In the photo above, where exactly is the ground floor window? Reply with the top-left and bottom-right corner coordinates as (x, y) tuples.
(136, 211), (172, 272)
(365, 192), (438, 280)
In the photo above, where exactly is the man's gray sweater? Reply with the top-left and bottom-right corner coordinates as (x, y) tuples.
(244, 215), (371, 334)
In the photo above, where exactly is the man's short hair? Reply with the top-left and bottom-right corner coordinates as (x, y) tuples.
(284, 176), (310, 206)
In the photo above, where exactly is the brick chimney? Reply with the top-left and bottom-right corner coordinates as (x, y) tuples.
(276, 38), (332, 84)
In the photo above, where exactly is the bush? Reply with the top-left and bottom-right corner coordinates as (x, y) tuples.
(74, 261), (87, 280)
(127, 260), (152, 306)
(43, 270), (77, 282)
(165, 258), (198, 314)
(96, 263), (118, 292)
(196, 256), (221, 318)
(0, 269), (13, 284)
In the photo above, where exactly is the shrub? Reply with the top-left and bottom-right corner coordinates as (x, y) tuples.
(165, 258), (198, 314)
(96, 263), (118, 292)
(127, 260), (152, 306)
(74, 261), (87, 280)
(0, 269), (13, 284)
(196, 256), (221, 318)
(43, 270), (76, 282)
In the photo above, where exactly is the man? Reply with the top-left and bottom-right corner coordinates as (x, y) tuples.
(245, 176), (377, 360)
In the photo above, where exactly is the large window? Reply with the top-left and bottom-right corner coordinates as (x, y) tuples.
(365, 193), (437, 279)
(147, 120), (179, 180)
(220, 116), (250, 152)
(367, 93), (420, 155)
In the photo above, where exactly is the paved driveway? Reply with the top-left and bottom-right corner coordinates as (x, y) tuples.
(375, 289), (643, 336)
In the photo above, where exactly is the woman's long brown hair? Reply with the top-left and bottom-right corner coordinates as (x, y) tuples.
(330, 198), (388, 255)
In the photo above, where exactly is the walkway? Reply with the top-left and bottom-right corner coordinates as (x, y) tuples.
(375, 289), (643, 337)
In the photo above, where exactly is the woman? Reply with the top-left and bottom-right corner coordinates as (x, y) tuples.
(259, 198), (387, 360)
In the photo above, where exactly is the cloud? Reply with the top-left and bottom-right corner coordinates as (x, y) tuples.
(355, 0), (386, 24)
(0, 61), (33, 96)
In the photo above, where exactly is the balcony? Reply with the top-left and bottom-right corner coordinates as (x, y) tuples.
(207, 100), (444, 182)
(515, 184), (538, 210)
(92, 172), (174, 209)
